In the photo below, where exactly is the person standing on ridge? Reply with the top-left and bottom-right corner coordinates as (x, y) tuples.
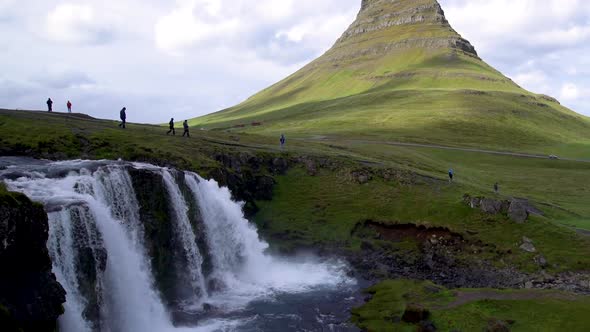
(119, 107), (127, 129)
(448, 168), (454, 183)
(167, 118), (175, 135)
(67, 100), (72, 113)
(182, 120), (190, 137)
(47, 98), (53, 112)
(280, 134), (286, 149)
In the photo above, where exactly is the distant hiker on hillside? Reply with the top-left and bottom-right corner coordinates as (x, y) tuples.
(494, 182), (499, 194)
(119, 107), (127, 129)
(47, 98), (53, 112)
(280, 134), (286, 149)
(182, 120), (190, 137)
(448, 169), (454, 183)
(67, 100), (72, 113)
(167, 118), (175, 135)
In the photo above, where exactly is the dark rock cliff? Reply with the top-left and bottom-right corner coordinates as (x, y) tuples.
(0, 187), (66, 332)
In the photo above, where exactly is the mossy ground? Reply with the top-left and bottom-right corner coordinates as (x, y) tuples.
(352, 279), (590, 332)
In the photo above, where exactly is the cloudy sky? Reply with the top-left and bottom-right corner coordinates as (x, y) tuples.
(1, 0), (589, 123)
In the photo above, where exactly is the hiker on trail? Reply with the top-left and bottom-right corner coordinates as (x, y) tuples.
(448, 169), (454, 183)
(167, 118), (176, 135)
(280, 134), (286, 148)
(119, 107), (127, 129)
(494, 182), (499, 194)
(182, 120), (190, 137)
(67, 100), (72, 113)
(47, 98), (53, 112)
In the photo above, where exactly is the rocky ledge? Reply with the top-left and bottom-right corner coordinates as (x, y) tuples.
(0, 187), (66, 332)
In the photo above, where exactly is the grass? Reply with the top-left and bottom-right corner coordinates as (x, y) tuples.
(352, 280), (590, 332)
(254, 165), (590, 272)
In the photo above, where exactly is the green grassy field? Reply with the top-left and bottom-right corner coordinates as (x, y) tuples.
(352, 280), (590, 331)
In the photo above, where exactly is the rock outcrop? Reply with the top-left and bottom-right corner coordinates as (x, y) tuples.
(463, 194), (542, 223)
(0, 187), (66, 332)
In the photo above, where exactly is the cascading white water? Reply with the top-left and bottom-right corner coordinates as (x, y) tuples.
(161, 170), (208, 301)
(47, 209), (94, 332)
(185, 173), (351, 309)
(2, 159), (355, 332)
(6, 165), (173, 332)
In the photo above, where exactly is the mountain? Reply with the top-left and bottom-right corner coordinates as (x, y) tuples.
(192, 0), (590, 153)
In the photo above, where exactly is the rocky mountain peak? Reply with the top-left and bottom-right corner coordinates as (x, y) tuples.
(331, 0), (477, 58)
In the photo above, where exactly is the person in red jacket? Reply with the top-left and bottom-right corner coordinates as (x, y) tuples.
(67, 100), (72, 113)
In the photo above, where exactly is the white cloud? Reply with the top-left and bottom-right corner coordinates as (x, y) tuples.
(45, 3), (112, 44)
(561, 83), (580, 100)
(0, 0), (588, 121)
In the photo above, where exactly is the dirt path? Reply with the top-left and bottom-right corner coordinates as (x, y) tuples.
(305, 137), (590, 163)
(440, 290), (578, 309)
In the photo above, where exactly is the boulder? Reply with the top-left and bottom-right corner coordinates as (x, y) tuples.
(480, 198), (503, 214)
(0, 190), (66, 332)
(402, 303), (430, 323)
(520, 237), (536, 253)
(508, 201), (529, 223)
(534, 255), (548, 269)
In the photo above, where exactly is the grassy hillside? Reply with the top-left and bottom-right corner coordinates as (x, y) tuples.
(1, 109), (589, 328)
(190, 0), (590, 156)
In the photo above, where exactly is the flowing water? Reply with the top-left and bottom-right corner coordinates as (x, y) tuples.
(0, 158), (362, 332)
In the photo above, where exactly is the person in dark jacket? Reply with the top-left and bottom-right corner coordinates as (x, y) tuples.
(280, 134), (286, 148)
(47, 98), (53, 112)
(119, 107), (127, 128)
(167, 118), (175, 135)
(67, 100), (72, 113)
(182, 120), (190, 137)
(448, 169), (454, 183)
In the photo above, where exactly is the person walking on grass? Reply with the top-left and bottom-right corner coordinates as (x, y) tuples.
(448, 168), (454, 183)
(280, 134), (286, 149)
(67, 100), (72, 113)
(494, 182), (499, 194)
(119, 107), (127, 129)
(47, 98), (53, 112)
(182, 120), (190, 137)
(167, 118), (175, 135)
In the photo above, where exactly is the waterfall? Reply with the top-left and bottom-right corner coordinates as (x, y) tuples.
(161, 170), (208, 301)
(2, 159), (353, 332)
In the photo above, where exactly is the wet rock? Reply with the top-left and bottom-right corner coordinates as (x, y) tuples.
(207, 278), (226, 293)
(508, 201), (529, 223)
(402, 303), (429, 323)
(0, 190), (66, 332)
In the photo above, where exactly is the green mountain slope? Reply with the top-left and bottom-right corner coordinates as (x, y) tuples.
(192, 0), (590, 155)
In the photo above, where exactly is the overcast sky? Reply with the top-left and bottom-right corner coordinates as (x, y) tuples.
(1, 0), (589, 123)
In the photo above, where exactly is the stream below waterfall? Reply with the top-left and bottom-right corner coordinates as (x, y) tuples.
(0, 157), (364, 332)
